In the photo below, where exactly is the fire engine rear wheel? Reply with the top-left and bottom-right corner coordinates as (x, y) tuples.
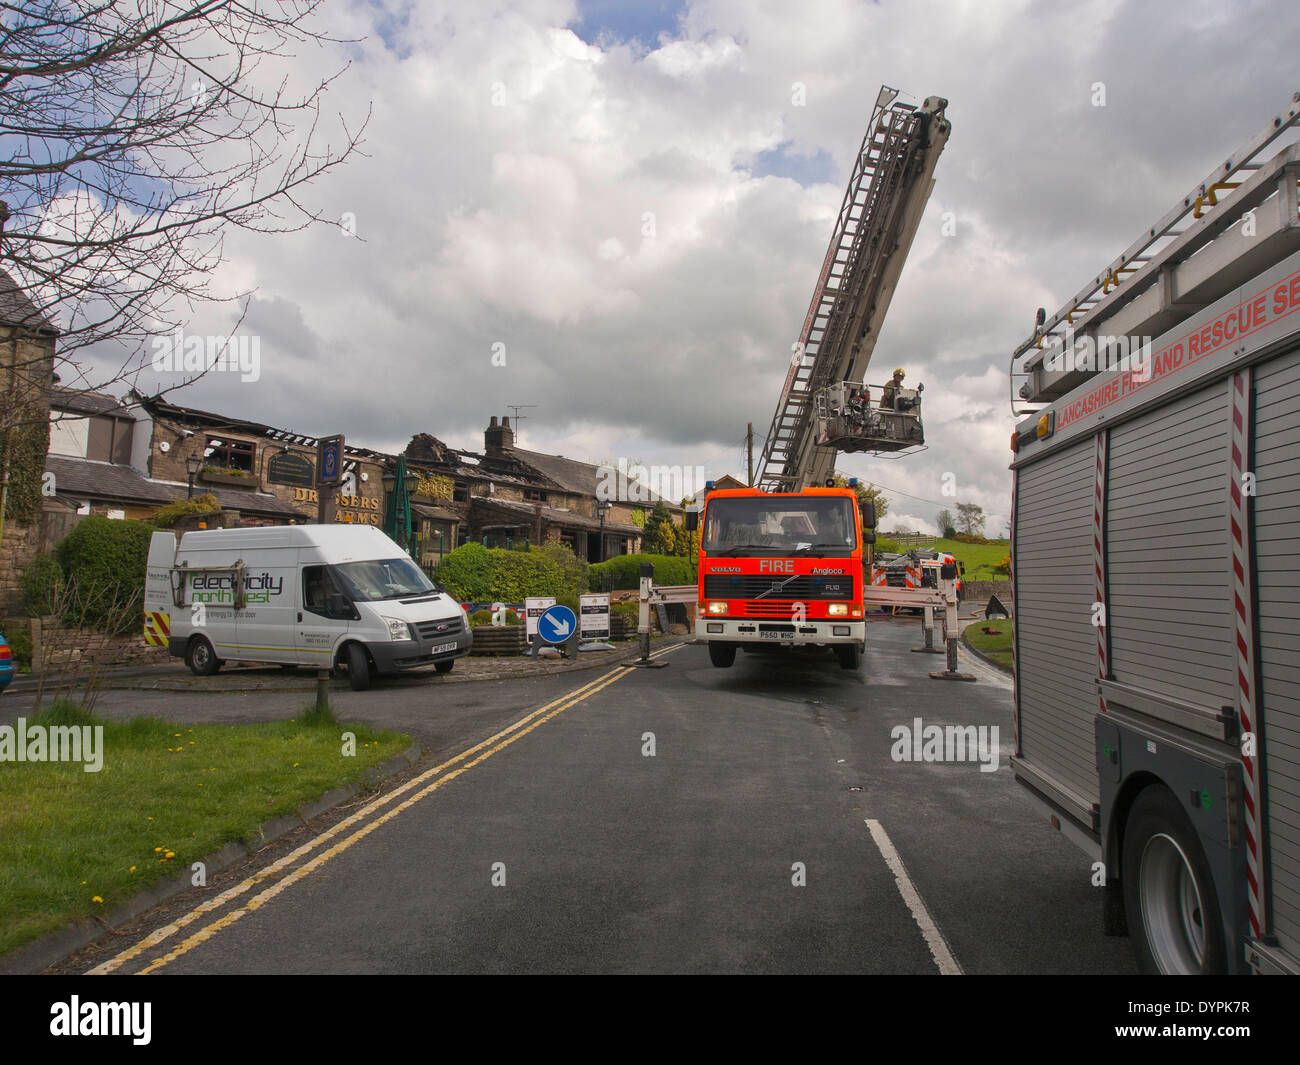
(708, 643), (736, 668)
(835, 643), (862, 670)
(185, 636), (222, 676)
(1122, 786), (1228, 974)
(343, 642), (372, 691)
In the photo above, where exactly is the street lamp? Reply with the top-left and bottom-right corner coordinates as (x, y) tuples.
(595, 499), (611, 562)
(185, 453), (202, 499)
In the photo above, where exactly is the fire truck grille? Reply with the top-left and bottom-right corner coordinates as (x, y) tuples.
(703, 575), (853, 600)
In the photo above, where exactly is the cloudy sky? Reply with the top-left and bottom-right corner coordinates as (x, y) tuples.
(100, 0), (1299, 534)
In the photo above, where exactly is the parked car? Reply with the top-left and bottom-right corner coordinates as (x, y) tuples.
(0, 632), (14, 693)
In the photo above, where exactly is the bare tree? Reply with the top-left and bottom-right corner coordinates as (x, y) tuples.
(0, 0), (368, 407)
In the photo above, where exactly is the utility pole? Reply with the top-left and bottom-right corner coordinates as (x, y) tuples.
(746, 423), (754, 487)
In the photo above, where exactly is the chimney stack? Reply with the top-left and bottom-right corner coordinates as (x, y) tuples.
(485, 414), (515, 456)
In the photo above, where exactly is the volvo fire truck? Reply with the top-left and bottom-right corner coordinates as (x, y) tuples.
(1008, 91), (1300, 974)
(690, 87), (951, 668)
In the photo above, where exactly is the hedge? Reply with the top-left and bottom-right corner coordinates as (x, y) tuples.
(433, 543), (584, 602)
(589, 553), (694, 590)
(53, 516), (154, 633)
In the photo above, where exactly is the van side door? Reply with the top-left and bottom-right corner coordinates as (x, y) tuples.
(297, 564), (352, 669)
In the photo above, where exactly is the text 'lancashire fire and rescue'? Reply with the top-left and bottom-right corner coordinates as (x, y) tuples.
(1057, 270), (1300, 431)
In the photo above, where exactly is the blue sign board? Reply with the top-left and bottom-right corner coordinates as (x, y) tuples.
(318, 434), (344, 486)
(538, 605), (578, 645)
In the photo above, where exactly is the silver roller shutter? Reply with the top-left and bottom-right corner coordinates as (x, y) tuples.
(1253, 345), (1300, 956)
(1106, 383), (1235, 713)
(1015, 438), (1100, 809)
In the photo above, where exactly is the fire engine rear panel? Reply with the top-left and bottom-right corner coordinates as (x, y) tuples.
(1254, 344), (1300, 959)
(1013, 439), (1100, 811)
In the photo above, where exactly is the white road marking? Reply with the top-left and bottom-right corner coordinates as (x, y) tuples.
(865, 818), (963, 975)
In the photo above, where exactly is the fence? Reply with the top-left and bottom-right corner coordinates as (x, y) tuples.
(888, 534), (937, 548)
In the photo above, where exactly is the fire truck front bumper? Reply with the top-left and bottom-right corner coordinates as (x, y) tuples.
(699, 619), (866, 646)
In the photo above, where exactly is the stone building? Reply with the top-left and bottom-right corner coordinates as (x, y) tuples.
(0, 269), (58, 613)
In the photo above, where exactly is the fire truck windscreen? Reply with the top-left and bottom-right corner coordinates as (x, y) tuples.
(702, 497), (857, 556)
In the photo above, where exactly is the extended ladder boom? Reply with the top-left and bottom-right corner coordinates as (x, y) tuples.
(757, 87), (951, 491)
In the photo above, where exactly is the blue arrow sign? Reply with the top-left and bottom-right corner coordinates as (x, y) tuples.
(538, 605), (577, 644)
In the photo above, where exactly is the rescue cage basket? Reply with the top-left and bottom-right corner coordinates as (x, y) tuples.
(812, 380), (925, 454)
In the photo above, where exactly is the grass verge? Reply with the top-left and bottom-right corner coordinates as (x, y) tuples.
(962, 617), (1013, 672)
(0, 701), (407, 957)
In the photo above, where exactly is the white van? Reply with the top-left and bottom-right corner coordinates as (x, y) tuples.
(145, 524), (472, 690)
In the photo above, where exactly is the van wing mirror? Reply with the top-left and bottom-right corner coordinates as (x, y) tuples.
(326, 593), (353, 619)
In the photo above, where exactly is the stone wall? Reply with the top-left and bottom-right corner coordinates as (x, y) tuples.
(0, 521), (40, 614)
(961, 580), (1013, 605)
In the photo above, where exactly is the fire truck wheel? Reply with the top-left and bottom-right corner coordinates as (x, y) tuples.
(185, 636), (222, 676)
(835, 643), (861, 670)
(1122, 785), (1228, 974)
(708, 643), (736, 668)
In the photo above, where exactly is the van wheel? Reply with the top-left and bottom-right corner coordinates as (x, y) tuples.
(836, 643), (862, 669)
(708, 643), (736, 668)
(344, 643), (372, 691)
(1122, 786), (1227, 974)
(186, 636), (221, 676)
(434, 660), (454, 674)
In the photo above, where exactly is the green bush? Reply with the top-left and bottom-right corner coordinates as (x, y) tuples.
(54, 516), (154, 633)
(20, 553), (64, 616)
(535, 542), (589, 595)
(589, 553), (693, 590)
(433, 543), (580, 602)
(149, 493), (220, 529)
(469, 608), (521, 626)
(433, 543), (495, 601)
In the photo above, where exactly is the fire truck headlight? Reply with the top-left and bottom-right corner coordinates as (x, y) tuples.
(828, 603), (849, 616)
(707, 602), (729, 615)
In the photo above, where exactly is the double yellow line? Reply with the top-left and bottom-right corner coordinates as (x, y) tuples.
(92, 645), (684, 975)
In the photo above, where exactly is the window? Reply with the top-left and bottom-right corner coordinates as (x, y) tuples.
(524, 488), (548, 502)
(204, 437), (255, 472)
(86, 416), (133, 464)
(453, 481), (469, 502)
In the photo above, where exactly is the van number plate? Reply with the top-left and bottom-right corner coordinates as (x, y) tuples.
(429, 642), (457, 655)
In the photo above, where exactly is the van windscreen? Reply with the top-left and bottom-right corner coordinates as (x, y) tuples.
(331, 558), (434, 601)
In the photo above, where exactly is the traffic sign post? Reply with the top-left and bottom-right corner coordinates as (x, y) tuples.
(534, 603), (579, 658)
(524, 596), (556, 656)
(579, 593), (613, 651)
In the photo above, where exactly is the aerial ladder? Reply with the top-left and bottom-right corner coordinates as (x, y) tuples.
(756, 86), (951, 492)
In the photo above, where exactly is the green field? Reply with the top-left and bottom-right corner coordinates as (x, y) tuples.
(877, 537), (1010, 580)
(935, 539), (1009, 580)
(0, 703), (407, 957)
(962, 617), (1013, 672)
